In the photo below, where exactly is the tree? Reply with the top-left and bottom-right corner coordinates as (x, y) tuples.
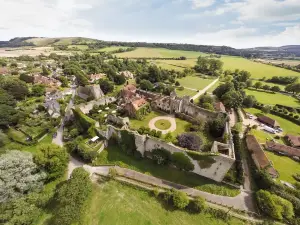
(256, 190), (294, 220)
(140, 79), (153, 91)
(177, 133), (202, 151)
(262, 105), (272, 114)
(0, 104), (19, 126)
(41, 65), (50, 76)
(19, 73), (34, 83)
(58, 76), (69, 87)
(0, 88), (16, 106)
(172, 190), (190, 209)
(34, 144), (68, 181)
(31, 84), (46, 97)
(285, 83), (300, 94)
(271, 86), (281, 92)
(243, 95), (257, 108)
(221, 90), (243, 109)
(76, 73), (89, 86)
(171, 152), (194, 171)
(152, 148), (172, 165)
(262, 85), (270, 91)
(254, 82), (262, 89)
(99, 79), (114, 94)
(114, 74), (126, 85)
(207, 115), (226, 138)
(0, 78), (29, 100)
(52, 168), (92, 225)
(0, 150), (46, 203)
(213, 82), (234, 99)
(175, 81), (180, 86)
(246, 80), (253, 88)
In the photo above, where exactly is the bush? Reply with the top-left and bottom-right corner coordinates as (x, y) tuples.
(172, 190), (190, 209)
(171, 152), (194, 171)
(188, 196), (206, 213)
(177, 133), (202, 151)
(109, 168), (118, 178)
(152, 148), (172, 165)
(207, 115), (226, 138)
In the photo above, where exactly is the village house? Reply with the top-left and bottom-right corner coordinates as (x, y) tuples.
(257, 115), (279, 128)
(118, 71), (134, 79)
(89, 73), (106, 83)
(33, 74), (62, 87)
(246, 135), (278, 178)
(266, 141), (300, 158)
(285, 134), (300, 148)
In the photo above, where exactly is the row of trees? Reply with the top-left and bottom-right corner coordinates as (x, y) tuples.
(194, 56), (223, 76)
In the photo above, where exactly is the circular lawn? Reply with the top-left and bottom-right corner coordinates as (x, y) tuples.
(154, 119), (172, 130)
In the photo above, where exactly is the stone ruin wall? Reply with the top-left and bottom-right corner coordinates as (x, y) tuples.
(101, 125), (235, 182)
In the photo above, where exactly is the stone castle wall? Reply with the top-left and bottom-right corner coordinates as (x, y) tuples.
(100, 125), (235, 182)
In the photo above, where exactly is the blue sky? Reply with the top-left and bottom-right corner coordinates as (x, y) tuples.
(0, 0), (300, 48)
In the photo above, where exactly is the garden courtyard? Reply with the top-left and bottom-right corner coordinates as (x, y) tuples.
(148, 115), (176, 134)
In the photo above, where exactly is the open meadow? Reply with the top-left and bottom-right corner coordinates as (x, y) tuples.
(221, 56), (300, 79)
(115, 47), (204, 58)
(177, 76), (215, 91)
(245, 89), (300, 107)
(83, 181), (244, 225)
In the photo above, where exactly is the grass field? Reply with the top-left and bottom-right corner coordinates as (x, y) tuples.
(244, 108), (300, 135)
(175, 87), (197, 97)
(265, 151), (300, 183)
(25, 37), (96, 46)
(207, 81), (221, 93)
(248, 129), (284, 144)
(152, 59), (197, 71)
(98, 46), (129, 52)
(83, 181), (243, 225)
(253, 80), (286, 90)
(177, 76), (215, 91)
(245, 89), (300, 107)
(93, 145), (240, 197)
(115, 47), (204, 59)
(221, 56), (300, 79)
(257, 59), (300, 66)
(67, 44), (89, 50)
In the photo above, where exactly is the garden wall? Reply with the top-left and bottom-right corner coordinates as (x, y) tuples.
(102, 125), (235, 182)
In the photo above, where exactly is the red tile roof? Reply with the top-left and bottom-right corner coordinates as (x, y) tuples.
(266, 141), (300, 157)
(214, 102), (226, 112)
(246, 135), (278, 177)
(123, 84), (136, 92)
(257, 116), (278, 127)
(285, 134), (300, 148)
(132, 98), (147, 110)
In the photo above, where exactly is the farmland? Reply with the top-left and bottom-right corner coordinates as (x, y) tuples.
(115, 47), (204, 58)
(0, 47), (71, 57)
(83, 181), (244, 225)
(220, 56), (300, 79)
(245, 89), (300, 107)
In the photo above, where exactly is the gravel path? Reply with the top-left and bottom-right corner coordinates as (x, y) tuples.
(191, 78), (219, 100)
(148, 115), (176, 134)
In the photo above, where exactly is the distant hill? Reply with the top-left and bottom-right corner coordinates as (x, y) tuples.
(0, 36), (299, 58)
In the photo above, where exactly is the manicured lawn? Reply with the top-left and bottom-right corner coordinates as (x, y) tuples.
(221, 56), (300, 79)
(248, 129), (284, 144)
(83, 181), (244, 225)
(245, 89), (300, 107)
(244, 108), (300, 135)
(175, 87), (197, 97)
(93, 145), (240, 197)
(130, 111), (191, 138)
(115, 47), (205, 59)
(154, 119), (171, 130)
(265, 151), (300, 183)
(177, 76), (215, 91)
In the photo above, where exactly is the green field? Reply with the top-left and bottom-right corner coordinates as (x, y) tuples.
(25, 37), (96, 46)
(83, 181), (243, 225)
(177, 76), (215, 91)
(152, 59), (197, 71)
(244, 108), (300, 135)
(265, 151), (300, 183)
(248, 129), (284, 144)
(175, 87), (197, 97)
(221, 56), (300, 79)
(115, 47), (204, 59)
(98, 46), (129, 52)
(253, 80), (286, 90)
(245, 89), (300, 107)
(93, 145), (240, 197)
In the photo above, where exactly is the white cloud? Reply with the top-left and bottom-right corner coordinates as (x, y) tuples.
(189, 24), (300, 48)
(189, 0), (215, 8)
(213, 0), (300, 22)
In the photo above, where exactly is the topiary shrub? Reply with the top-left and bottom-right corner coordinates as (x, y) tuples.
(171, 152), (194, 171)
(177, 133), (202, 151)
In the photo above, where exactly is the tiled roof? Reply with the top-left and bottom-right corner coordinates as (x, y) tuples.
(285, 134), (300, 147)
(132, 98), (147, 110)
(257, 115), (277, 127)
(266, 141), (300, 157)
